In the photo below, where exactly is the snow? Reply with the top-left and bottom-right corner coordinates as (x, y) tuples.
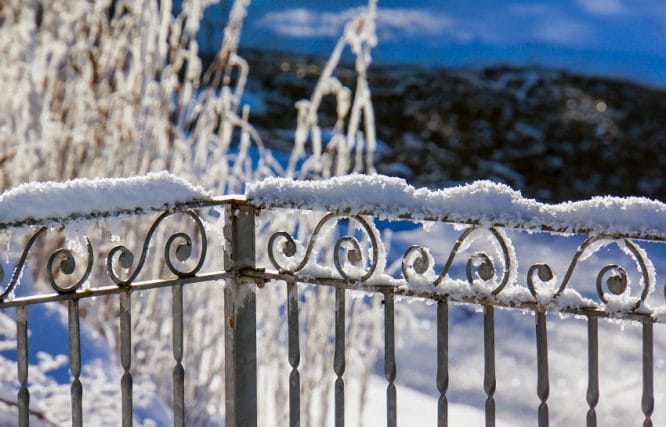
(259, 370), (510, 427)
(0, 172), (210, 227)
(247, 174), (666, 238)
(354, 375), (512, 427)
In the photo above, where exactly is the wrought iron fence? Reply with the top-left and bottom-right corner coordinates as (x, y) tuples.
(0, 192), (665, 426)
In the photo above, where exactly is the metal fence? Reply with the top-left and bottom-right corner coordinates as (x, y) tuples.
(0, 194), (664, 426)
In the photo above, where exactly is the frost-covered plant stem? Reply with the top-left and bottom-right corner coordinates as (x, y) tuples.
(0, 0), (384, 424)
(287, 0), (378, 179)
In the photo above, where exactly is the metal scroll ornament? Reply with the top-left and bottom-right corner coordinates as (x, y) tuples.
(527, 236), (653, 311)
(268, 213), (380, 281)
(0, 227), (94, 300)
(107, 211), (207, 287)
(47, 236), (94, 293)
(401, 226), (514, 295)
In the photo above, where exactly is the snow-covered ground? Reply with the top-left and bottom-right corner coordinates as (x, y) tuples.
(347, 375), (511, 427)
(258, 364), (511, 426)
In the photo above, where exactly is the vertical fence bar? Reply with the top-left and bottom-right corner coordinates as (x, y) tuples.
(120, 290), (133, 427)
(172, 284), (185, 427)
(68, 299), (83, 427)
(384, 291), (397, 427)
(333, 288), (345, 427)
(586, 316), (599, 427)
(224, 203), (257, 427)
(535, 310), (549, 427)
(642, 320), (654, 427)
(287, 281), (300, 427)
(484, 305), (496, 427)
(437, 300), (449, 427)
(17, 305), (29, 427)
(334, 287), (346, 427)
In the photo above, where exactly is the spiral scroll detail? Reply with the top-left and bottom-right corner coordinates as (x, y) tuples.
(107, 210), (207, 286)
(268, 213), (380, 281)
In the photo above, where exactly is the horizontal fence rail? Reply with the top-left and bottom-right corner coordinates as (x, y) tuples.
(0, 194), (664, 425)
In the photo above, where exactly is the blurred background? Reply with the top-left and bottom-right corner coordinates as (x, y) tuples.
(190, 0), (666, 202)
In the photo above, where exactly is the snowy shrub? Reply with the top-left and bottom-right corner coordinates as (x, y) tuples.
(0, 0), (386, 424)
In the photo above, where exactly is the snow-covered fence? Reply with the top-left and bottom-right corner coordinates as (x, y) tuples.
(248, 174), (666, 427)
(2, 173), (666, 426)
(0, 173), (230, 426)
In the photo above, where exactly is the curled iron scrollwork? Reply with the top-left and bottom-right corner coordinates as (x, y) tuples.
(0, 227), (95, 300)
(47, 236), (94, 294)
(107, 210), (207, 286)
(402, 226), (515, 295)
(527, 236), (653, 311)
(267, 213), (380, 281)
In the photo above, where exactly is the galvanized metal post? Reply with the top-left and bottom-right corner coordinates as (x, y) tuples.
(484, 305), (496, 427)
(436, 300), (449, 427)
(119, 290), (133, 427)
(287, 281), (301, 427)
(586, 317), (599, 427)
(172, 284), (185, 427)
(68, 299), (83, 427)
(224, 203), (258, 427)
(334, 288), (346, 427)
(535, 310), (549, 427)
(384, 291), (397, 427)
(642, 320), (654, 427)
(16, 305), (29, 427)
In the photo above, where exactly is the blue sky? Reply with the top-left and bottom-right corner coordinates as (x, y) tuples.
(197, 0), (666, 88)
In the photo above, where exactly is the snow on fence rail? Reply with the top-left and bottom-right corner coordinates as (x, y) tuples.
(0, 173), (664, 426)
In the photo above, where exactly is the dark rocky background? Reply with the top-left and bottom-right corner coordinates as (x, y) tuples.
(235, 48), (666, 203)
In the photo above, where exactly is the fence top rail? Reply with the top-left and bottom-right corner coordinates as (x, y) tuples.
(247, 174), (666, 242)
(0, 196), (245, 231)
(0, 172), (245, 231)
(2, 172), (666, 243)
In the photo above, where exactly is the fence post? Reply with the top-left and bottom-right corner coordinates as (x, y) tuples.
(224, 203), (257, 427)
